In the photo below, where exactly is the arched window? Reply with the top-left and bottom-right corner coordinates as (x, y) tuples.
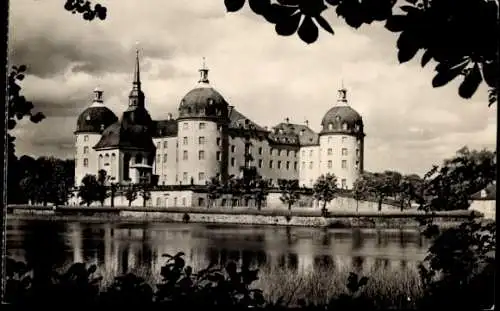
(328, 123), (333, 130)
(173, 197), (178, 206)
(135, 154), (143, 164)
(156, 197), (162, 206)
(182, 198), (186, 206)
(84, 135), (89, 142)
(111, 153), (116, 161)
(342, 123), (348, 130)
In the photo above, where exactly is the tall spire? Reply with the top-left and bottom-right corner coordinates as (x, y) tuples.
(337, 79), (348, 104)
(198, 57), (209, 84)
(133, 47), (141, 89)
(128, 44), (145, 108)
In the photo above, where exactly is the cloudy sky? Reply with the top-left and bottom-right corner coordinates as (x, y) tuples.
(9, 0), (496, 175)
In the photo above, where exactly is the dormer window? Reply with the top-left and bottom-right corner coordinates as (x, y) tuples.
(342, 123), (348, 130)
(208, 99), (214, 105)
(328, 123), (333, 130)
(86, 115), (91, 121)
(336, 116), (341, 122)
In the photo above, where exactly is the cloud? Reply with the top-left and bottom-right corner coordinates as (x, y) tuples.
(8, 0), (496, 175)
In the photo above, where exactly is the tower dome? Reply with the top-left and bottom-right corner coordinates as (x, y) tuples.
(75, 88), (118, 134)
(178, 59), (229, 120)
(320, 87), (364, 136)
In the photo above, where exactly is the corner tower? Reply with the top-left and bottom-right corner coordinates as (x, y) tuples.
(74, 87), (118, 187)
(318, 83), (365, 189)
(176, 59), (230, 185)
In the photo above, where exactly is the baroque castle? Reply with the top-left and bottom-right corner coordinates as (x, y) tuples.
(74, 51), (365, 197)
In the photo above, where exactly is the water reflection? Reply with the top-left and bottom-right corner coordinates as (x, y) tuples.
(6, 220), (430, 281)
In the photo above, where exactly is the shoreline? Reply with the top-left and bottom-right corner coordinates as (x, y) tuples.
(7, 206), (480, 229)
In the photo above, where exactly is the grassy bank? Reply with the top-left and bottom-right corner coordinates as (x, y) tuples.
(53, 259), (422, 309)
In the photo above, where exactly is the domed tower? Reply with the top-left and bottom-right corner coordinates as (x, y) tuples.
(176, 59), (230, 185)
(319, 84), (365, 189)
(74, 87), (118, 187)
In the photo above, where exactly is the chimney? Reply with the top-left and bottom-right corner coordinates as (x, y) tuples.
(305, 120), (309, 127)
(285, 117), (290, 124)
(168, 113), (173, 120)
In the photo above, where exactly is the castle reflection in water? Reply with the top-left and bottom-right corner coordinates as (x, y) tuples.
(7, 220), (429, 278)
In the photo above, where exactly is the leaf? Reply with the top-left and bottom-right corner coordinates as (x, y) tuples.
(16, 74), (25, 81)
(459, 62), (482, 99)
(482, 61), (498, 88)
(225, 0), (246, 12)
(18, 65), (27, 72)
(297, 16), (318, 44)
(397, 30), (420, 63)
(8, 119), (16, 130)
(315, 15), (334, 34)
(30, 112), (45, 123)
(248, 0), (271, 15)
(358, 276), (369, 287)
(326, 0), (340, 5)
(432, 61), (468, 88)
(275, 13), (301, 36)
(385, 14), (406, 32)
(421, 49), (432, 67)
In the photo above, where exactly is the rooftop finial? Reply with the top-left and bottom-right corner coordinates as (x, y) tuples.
(92, 86), (104, 104)
(338, 79), (347, 103)
(198, 57), (209, 84)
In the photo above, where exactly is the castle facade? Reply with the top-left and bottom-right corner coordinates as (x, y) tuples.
(74, 52), (365, 195)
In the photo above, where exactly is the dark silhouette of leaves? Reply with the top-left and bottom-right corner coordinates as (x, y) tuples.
(298, 16), (319, 44)
(248, 0), (271, 15)
(224, 0), (246, 12)
(431, 60), (468, 88)
(63, 0), (107, 21)
(315, 15), (334, 34)
(458, 63), (482, 99)
(275, 12), (301, 36)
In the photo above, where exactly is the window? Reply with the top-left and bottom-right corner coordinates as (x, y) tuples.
(83, 158), (89, 167)
(269, 160), (273, 169)
(199, 150), (205, 160)
(231, 145), (235, 152)
(198, 172), (205, 181)
(183, 137), (188, 145)
(231, 158), (235, 166)
(156, 197), (162, 206)
(183, 123), (188, 129)
(294, 162), (298, 170)
(258, 147), (263, 155)
(216, 151), (221, 161)
(217, 138), (221, 146)
(156, 142), (160, 149)
(83, 146), (89, 154)
(84, 135), (89, 142)
(174, 197), (178, 206)
(111, 153), (116, 161)
(327, 148), (332, 156)
(135, 154), (143, 164)
(328, 123), (333, 130)
(342, 123), (348, 130)
(198, 198), (205, 206)
(309, 162), (313, 169)
(342, 148), (348, 156)
(286, 161), (290, 170)
(164, 174), (167, 182)
(309, 150), (313, 156)
(270, 148), (274, 155)
(287, 150), (291, 157)
(356, 149), (360, 157)
(218, 125), (223, 132)
(302, 161), (305, 169)
(341, 179), (347, 189)
(183, 151), (188, 160)
(277, 161), (282, 169)
(258, 159), (263, 168)
(328, 160), (332, 168)
(182, 198), (186, 206)
(342, 160), (347, 169)
(199, 136), (205, 145)
(163, 141), (168, 148)
(342, 136), (347, 143)
(183, 172), (188, 182)
(163, 154), (168, 162)
(157, 155), (161, 163)
(199, 122), (206, 130)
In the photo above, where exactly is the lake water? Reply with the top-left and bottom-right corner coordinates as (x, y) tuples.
(6, 219), (430, 280)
